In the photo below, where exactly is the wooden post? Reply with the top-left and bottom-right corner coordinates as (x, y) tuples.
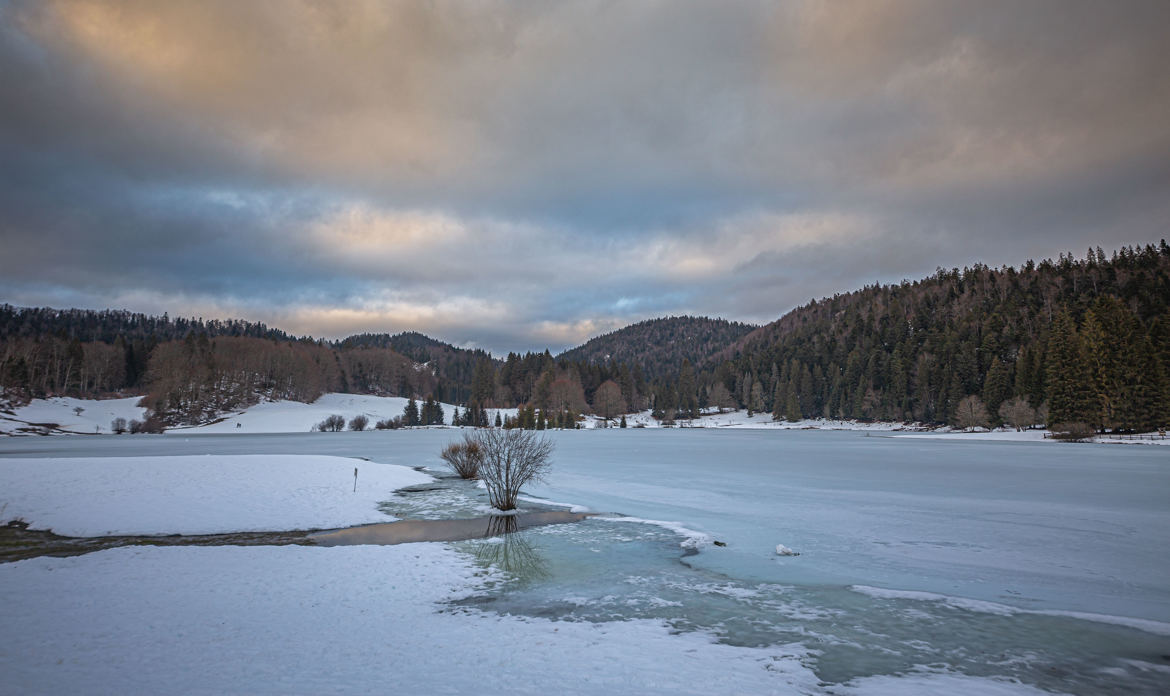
(353, 467), (358, 492)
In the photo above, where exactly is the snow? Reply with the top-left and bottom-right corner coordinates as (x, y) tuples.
(0, 454), (432, 535)
(7, 394), (1164, 447)
(0, 396), (146, 435)
(180, 393), (463, 433)
(0, 543), (1063, 696)
(0, 430), (1161, 694)
(611, 409), (934, 432)
(0, 544), (822, 695)
(592, 515), (714, 550)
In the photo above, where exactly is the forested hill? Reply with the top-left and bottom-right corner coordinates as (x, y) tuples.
(0, 306), (292, 344)
(0, 308), (441, 424)
(557, 316), (756, 378)
(337, 331), (495, 405)
(691, 243), (1170, 431)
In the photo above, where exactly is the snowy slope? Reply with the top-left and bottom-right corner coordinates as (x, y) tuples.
(181, 393), (519, 433)
(182, 393), (455, 433)
(0, 396), (146, 435)
(0, 454), (432, 535)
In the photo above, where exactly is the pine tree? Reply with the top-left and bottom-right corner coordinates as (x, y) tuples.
(981, 356), (1011, 419)
(1045, 310), (1096, 426)
(785, 391), (800, 422)
(403, 397), (420, 426)
(677, 360), (697, 419)
(748, 380), (765, 415)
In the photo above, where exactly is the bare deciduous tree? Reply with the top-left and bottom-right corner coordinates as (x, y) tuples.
(592, 379), (626, 421)
(111, 417), (127, 434)
(998, 397), (1036, 431)
(349, 414), (369, 431)
(954, 395), (990, 431)
(440, 434), (483, 479)
(708, 383), (735, 413)
(472, 429), (554, 511)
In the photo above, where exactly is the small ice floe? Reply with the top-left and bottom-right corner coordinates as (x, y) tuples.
(775, 544), (800, 556)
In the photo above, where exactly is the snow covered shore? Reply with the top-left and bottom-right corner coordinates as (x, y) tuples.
(5, 394), (1165, 445)
(0, 455), (432, 536)
(0, 544), (829, 695)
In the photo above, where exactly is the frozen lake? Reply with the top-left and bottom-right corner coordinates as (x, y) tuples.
(2, 429), (1168, 693)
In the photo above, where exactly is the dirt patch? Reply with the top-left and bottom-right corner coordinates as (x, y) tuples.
(1, 511), (593, 562)
(0, 524), (315, 564)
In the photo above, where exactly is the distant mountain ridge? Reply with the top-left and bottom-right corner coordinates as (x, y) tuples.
(557, 316), (757, 378)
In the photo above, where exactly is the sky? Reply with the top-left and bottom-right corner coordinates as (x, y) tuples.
(1, 0), (1168, 355)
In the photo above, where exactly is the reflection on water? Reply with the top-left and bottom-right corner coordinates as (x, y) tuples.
(471, 516), (549, 582)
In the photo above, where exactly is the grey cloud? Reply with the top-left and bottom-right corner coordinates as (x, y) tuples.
(1, 0), (1169, 355)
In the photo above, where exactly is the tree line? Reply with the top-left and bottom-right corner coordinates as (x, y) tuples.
(646, 243), (1169, 432)
(3, 243), (1167, 432)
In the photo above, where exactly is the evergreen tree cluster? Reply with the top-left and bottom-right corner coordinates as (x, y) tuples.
(401, 397), (446, 427)
(666, 244), (1170, 431)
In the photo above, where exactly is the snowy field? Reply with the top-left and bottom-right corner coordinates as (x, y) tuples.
(2, 429), (1168, 695)
(0, 455), (431, 536)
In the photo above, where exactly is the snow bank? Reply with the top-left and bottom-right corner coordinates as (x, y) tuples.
(593, 515), (714, 550)
(0, 454), (432, 536)
(0, 396), (146, 435)
(898, 430), (1170, 445)
(612, 409), (931, 431)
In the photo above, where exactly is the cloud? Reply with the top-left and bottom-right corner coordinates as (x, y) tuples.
(1, 0), (1168, 354)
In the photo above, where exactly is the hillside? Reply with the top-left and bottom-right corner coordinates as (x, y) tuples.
(685, 244), (1170, 431)
(0, 309), (436, 425)
(557, 316), (756, 379)
(337, 332), (494, 404)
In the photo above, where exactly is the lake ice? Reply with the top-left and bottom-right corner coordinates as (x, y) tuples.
(1, 429), (1167, 694)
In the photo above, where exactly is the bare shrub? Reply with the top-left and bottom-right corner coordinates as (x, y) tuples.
(472, 429), (554, 511)
(440, 435), (483, 479)
(316, 414), (345, 432)
(1050, 422), (1096, 442)
(375, 417), (402, 430)
(349, 415), (369, 432)
(111, 417), (128, 434)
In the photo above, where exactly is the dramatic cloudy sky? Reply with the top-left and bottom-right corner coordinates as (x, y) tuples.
(1, 1), (1168, 354)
